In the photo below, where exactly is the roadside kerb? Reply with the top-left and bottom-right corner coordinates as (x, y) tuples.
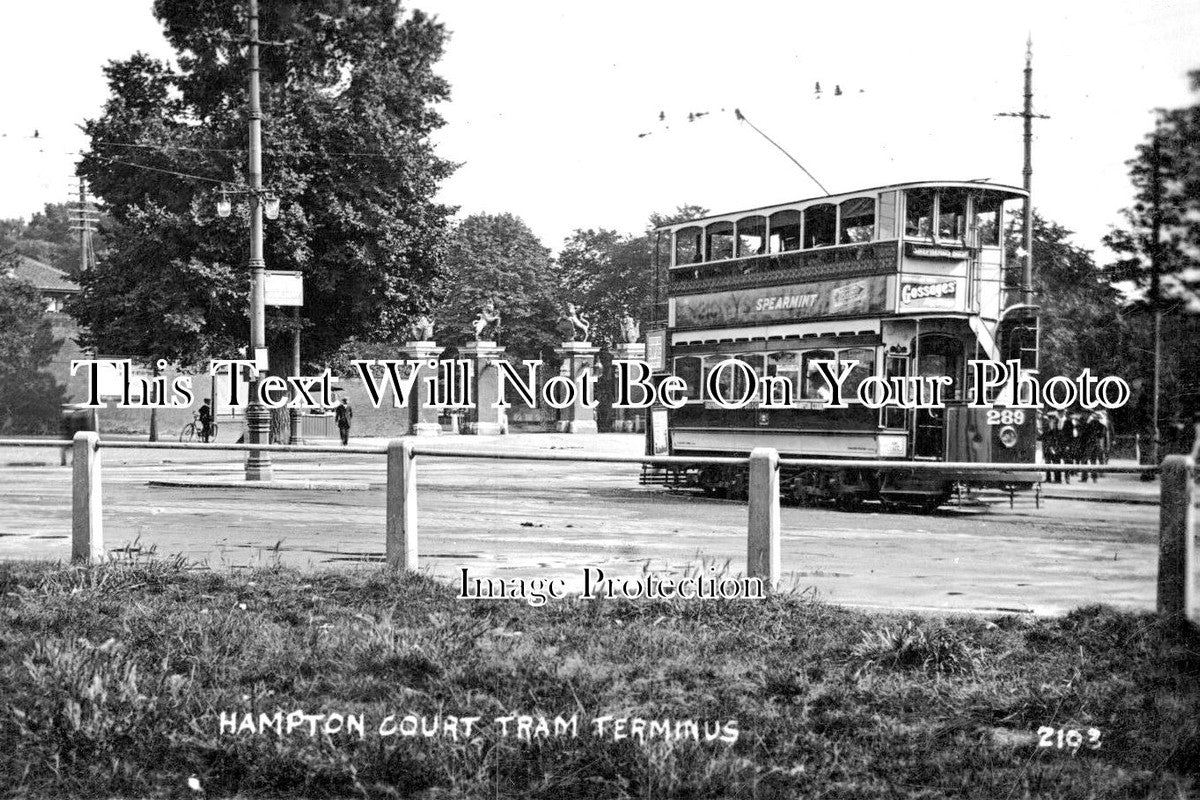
(0, 435), (1190, 624)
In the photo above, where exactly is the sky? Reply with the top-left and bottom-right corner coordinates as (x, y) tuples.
(1, 0), (1197, 260)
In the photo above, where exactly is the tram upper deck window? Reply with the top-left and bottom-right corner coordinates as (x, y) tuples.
(805, 203), (836, 248)
(705, 221), (735, 261)
(972, 194), (1002, 246)
(675, 226), (702, 265)
(938, 189), (968, 241)
(906, 189), (934, 238)
(736, 215), (766, 257)
(839, 197), (875, 244)
(768, 210), (802, 253)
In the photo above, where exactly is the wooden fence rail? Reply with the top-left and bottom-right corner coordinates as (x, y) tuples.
(0, 435), (1189, 623)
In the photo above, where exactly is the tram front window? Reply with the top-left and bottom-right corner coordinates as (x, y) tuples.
(938, 189), (968, 241)
(917, 335), (963, 400)
(973, 194), (1001, 246)
(905, 189), (934, 238)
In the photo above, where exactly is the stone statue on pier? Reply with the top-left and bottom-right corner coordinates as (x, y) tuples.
(472, 299), (501, 341)
(409, 314), (435, 342)
(618, 311), (640, 344)
(560, 302), (590, 342)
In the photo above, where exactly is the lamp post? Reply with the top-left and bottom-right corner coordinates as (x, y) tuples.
(244, 0), (271, 480)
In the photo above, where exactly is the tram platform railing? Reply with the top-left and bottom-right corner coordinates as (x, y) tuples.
(0, 433), (1192, 626)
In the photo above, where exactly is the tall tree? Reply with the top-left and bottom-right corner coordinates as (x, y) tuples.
(1103, 68), (1200, 434)
(70, 0), (455, 377)
(0, 269), (67, 434)
(434, 213), (560, 361)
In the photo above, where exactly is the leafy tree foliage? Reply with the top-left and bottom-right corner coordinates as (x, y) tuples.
(434, 213), (560, 361)
(1025, 215), (1126, 376)
(557, 229), (650, 347)
(70, 0), (455, 372)
(556, 205), (709, 346)
(0, 270), (66, 434)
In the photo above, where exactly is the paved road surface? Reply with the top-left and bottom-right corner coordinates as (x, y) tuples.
(0, 434), (1174, 615)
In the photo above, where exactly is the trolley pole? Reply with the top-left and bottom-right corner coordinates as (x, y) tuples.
(244, 0), (272, 480)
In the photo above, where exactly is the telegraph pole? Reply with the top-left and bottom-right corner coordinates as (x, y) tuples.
(996, 36), (1049, 305)
(245, 0), (272, 480)
(68, 177), (97, 273)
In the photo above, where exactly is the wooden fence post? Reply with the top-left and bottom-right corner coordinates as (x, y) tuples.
(747, 447), (780, 591)
(1157, 455), (1195, 624)
(72, 431), (103, 564)
(386, 439), (418, 570)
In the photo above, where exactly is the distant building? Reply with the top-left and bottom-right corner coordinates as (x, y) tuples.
(5, 254), (79, 313)
(4, 255), (86, 402)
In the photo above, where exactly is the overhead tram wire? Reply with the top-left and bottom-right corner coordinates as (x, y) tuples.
(89, 154), (229, 185)
(733, 108), (829, 195)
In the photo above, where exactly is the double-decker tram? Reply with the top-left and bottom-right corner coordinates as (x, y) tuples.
(641, 180), (1040, 511)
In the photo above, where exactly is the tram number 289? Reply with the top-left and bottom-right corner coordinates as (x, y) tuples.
(986, 409), (1026, 426)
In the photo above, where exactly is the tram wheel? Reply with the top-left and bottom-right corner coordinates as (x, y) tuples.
(835, 494), (865, 512)
(697, 466), (729, 498)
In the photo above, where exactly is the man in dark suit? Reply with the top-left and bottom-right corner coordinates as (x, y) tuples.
(335, 398), (353, 445)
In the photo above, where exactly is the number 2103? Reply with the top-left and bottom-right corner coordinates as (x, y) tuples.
(1038, 726), (1101, 752)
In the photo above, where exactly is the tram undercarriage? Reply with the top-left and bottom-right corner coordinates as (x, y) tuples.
(640, 462), (1027, 513)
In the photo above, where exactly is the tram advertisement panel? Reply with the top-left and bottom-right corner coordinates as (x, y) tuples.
(895, 275), (966, 313)
(673, 275), (888, 328)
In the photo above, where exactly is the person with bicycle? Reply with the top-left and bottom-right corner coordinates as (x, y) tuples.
(198, 398), (214, 443)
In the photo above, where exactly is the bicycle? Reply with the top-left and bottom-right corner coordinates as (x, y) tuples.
(180, 412), (218, 443)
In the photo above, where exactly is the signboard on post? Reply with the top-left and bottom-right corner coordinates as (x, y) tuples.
(645, 329), (667, 372)
(264, 270), (303, 306)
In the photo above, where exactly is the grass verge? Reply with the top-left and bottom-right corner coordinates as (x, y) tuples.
(0, 558), (1196, 798)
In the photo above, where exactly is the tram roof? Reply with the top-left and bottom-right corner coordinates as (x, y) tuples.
(653, 180), (1028, 232)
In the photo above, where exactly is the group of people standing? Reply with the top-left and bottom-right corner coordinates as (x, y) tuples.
(1041, 409), (1112, 483)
